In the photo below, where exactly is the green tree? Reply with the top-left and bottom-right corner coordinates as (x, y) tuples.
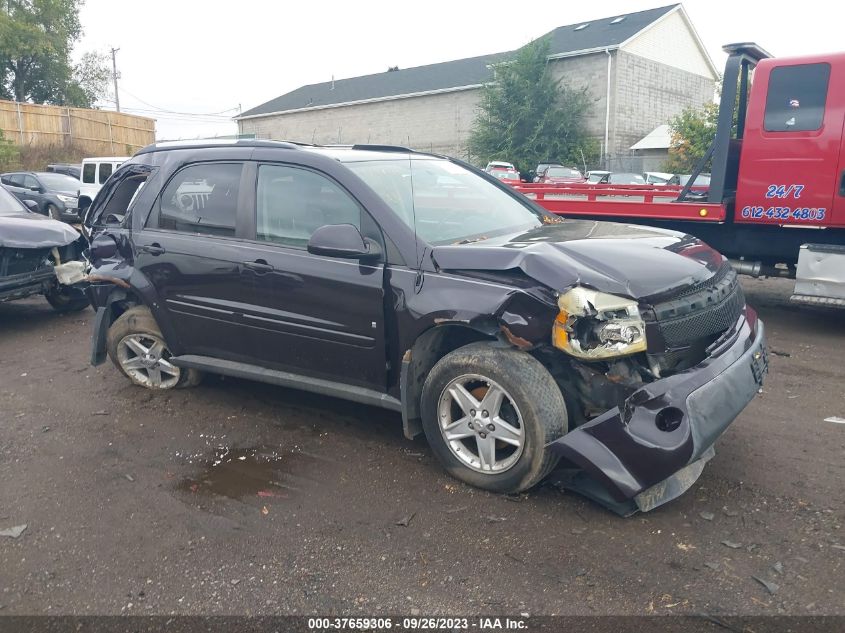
(1, 0), (110, 107)
(64, 50), (112, 106)
(664, 102), (718, 174)
(468, 38), (598, 173)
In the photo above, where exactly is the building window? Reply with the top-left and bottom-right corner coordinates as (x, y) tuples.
(764, 63), (830, 132)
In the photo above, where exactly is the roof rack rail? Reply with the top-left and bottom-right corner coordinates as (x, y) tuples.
(350, 144), (415, 153)
(136, 139), (305, 155)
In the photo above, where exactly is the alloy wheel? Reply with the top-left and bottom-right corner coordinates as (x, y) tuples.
(116, 333), (181, 389)
(436, 374), (525, 474)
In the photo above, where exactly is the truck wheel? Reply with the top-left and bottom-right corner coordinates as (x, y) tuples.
(45, 286), (89, 313)
(106, 306), (201, 390)
(421, 342), (567, 494)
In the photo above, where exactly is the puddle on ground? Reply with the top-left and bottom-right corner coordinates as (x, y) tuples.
(175, 445), (319, 501)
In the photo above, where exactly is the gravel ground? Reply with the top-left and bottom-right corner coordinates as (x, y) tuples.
(0, 276), (843, 616)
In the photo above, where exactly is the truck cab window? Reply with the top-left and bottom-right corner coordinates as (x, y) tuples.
(764, 63), (830, 132)
(82, 163), (96, 183)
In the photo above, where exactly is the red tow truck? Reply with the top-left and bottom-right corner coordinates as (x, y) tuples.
(511, 43), (845, 307)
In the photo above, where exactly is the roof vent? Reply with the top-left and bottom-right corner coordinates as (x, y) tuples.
(574, 23), (590, 30)
(611, 16), (626, 24)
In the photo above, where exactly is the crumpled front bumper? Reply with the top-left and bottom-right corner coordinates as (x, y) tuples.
(549, 308), (767, 515)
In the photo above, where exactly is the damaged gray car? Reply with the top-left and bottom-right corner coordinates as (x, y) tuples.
(82, 141), (767, 514)
(0, 184), (88, 312)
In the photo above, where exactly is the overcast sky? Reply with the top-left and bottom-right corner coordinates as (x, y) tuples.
(76, 0), (844, 140)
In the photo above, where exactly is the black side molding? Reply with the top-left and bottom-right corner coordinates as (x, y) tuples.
(171, 355), (402, 412)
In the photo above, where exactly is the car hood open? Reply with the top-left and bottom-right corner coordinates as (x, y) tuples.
(0, 213), (80, 249)
(431, 220), (724, 299)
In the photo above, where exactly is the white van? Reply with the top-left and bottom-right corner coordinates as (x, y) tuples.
(78, 156), (129, 213)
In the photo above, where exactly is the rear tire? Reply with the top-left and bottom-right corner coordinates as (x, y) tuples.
(106, 306), (201, 389)
(421, 342), (567, 494)
(45, 286), (89, 313)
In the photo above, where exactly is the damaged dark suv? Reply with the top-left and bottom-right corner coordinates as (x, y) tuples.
(82, 141), (767, 514)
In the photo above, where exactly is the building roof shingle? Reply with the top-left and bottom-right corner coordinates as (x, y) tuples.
(238, 4), (679, 119)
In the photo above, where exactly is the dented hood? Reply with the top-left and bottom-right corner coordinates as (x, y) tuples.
(0, 213), (80, 249)
(431, 220), (724, 299)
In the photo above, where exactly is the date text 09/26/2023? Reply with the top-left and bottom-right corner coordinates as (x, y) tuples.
(306, 616), (528, 630)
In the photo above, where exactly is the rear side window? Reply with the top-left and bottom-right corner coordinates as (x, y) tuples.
(99, 163), (113, 184)
(83, 163), (96, 183)
(256, 164), (361, 248)
(764, 63), (830, 132)
(8, 174), (24, 187)
(154, 163), (242, 237)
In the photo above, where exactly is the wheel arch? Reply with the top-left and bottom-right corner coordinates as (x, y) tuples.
(88, 285), (148, 365)
(399, 324), (498, 440)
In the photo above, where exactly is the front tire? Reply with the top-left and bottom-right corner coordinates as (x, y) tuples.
(421, 342), (567, 494)
(106, 306), (201, 389)
(45, 203), (61, 221)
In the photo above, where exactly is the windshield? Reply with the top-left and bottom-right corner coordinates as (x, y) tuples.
(545, 167), (581, 178)
(38, 173), (80, 191)
(0, 185), (27, 216)
(346, 158), (543, 245)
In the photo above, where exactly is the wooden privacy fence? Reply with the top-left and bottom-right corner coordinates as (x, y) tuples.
(0, 99), (155, 155)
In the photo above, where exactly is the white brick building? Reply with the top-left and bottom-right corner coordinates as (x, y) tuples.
(236, 4), (717, 168)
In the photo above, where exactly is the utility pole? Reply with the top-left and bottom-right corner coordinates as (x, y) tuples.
(110, 47), (121, 112)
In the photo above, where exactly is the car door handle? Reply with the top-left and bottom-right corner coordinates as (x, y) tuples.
(243, 259), (274, 273)
(139, 243), (165, 256)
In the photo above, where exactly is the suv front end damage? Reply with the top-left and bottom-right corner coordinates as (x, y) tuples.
(550, 308), (765, 515)
(0, 211), (88, 308)
(432, 239), (767, 514)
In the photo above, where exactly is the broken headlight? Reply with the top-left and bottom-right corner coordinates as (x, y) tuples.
(552, 287), (647, 359)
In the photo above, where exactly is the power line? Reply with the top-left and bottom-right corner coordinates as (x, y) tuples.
(117, 86), (240, 117)
(98, 99), (237, 123)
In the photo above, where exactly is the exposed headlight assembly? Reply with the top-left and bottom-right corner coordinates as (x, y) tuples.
(57, 194), (77, 203)
(552, 287), (647, 359)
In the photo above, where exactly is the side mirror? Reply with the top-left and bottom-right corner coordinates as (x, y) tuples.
(307, 224), (381, 261)
(88, 233), (119, 261)
(30, 185), (42, 193)
(23, 199), (38, 211)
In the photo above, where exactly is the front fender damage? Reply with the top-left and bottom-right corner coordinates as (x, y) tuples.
(399, 280), (560, 440)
